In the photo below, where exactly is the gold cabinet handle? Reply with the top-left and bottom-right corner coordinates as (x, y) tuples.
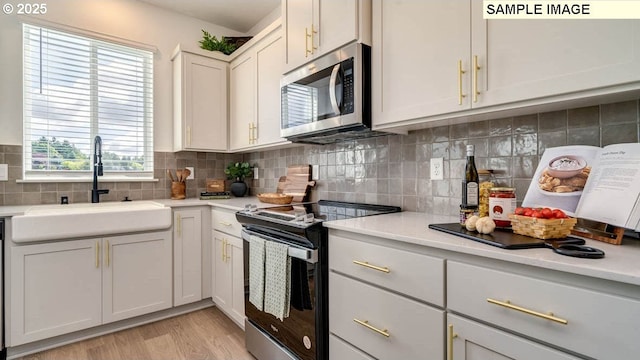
(96, 241), (100, 268)
(222, 238), (227, 261)
(458, 60), (466, 105)
(311, 24), (318, 53)
(305, 28), (312, 57)
(487, 298), (568, 325)
(106, 240), (110, 267)
(248, 123), (253, 143)
(225, 240), (232, 262)
(252, 122), (258, 143)
(448, 324), (458, 360)
(473, 55), (480, 103)
(219, 221), (232, 227)
(186, 125), (191, 146)
(353, 318), (390, 338)
(353, 260), (390, 273)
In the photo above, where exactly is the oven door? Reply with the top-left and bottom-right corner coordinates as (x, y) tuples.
(242, 227), (319, 360)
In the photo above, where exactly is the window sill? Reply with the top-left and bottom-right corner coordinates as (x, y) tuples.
(17, 178), (160, 183)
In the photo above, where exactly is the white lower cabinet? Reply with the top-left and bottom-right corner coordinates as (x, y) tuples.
(102, 232), (173, 323)
(329, 229), (640, 360)
(329, 234), (445, 359)
(448, 261), (640, 360)
(211, 208), (245, 328)
(448, 314), (579, 360)
(10, 230), (172, 346)
(173, 209), (203, 306)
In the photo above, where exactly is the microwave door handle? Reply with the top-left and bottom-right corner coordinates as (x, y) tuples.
(329, 63), (341, 115)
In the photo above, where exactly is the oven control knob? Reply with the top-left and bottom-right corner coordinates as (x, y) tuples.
(303, 335), (312, 350)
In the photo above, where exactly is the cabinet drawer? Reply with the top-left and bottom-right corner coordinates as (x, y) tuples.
(330, 272), (444, 360)
(212, 209), (241, 236)
(330, 334), (375, 360)
(448, 261), (640, 360)
(329, 234), (444, 306)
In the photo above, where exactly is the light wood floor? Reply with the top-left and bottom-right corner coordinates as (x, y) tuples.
(16, 307), (255, 360)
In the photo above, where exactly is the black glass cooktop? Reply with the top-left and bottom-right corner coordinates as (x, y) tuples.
(237, 200), (401, 231)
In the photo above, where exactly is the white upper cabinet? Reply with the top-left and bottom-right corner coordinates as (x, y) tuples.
(229, 23), (288, 151)
(173, 48), (228, 152)
(283, 0), (371, 72)
(230, 52), (256, 150)
(372, 0), (640, 128)
(372, 0), (470, 126)
(472, 1), (640, 107)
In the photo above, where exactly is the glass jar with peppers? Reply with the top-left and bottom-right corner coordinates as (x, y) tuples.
(489, 187), (516, 227)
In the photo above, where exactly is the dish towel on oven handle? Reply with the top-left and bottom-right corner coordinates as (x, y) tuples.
(249, 235), (266, 311)
(264, 240), (291, 321)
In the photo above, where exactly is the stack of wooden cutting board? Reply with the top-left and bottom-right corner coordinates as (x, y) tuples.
(276, 165), (316, 202)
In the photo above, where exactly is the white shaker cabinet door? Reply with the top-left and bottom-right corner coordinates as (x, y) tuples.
(448, 314), (580, 360)
(10, 239), (102, 346)
(173, 209), (203, 306)
(102, 231), (172, 323)
(372, 0), (471, 126)
(256, 32), (287, 146)
(212, 230), (232, 311)
(229, 52), (256, 150)
(472, 1), (640, 107)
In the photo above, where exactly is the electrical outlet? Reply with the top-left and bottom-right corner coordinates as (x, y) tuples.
(0, 164), (7, 181)
(430, 158), (444, 180)
(253, 167), (259, 180)
(186, 167), (194, 180)
(312, 165), (319, 180)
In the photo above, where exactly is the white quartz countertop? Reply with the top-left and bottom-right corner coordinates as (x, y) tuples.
(323, 211), (640, 287)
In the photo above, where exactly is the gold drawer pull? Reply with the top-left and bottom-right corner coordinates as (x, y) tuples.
(353, 318), (390, 338)
(448, 324), (457, 360)
(353, 260), (390, 273)
(219, 221), (232, 226)
(487, 298), (568, 325)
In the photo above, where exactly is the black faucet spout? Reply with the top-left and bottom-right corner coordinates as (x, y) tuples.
(92, 136), (109, 203)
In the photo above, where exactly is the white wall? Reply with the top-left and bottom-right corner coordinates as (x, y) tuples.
(0, 0), (244, 151)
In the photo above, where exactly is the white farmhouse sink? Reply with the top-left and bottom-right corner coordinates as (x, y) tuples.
(12, 201), (172, 243)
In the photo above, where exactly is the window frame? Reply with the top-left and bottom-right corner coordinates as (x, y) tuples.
(22, 23), (155, 182)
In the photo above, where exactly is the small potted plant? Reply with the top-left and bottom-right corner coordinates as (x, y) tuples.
(225, 162), (253, 197)
(199, 30), (238, 55)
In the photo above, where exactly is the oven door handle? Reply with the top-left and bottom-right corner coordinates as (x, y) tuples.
(242, 229), (318, 264)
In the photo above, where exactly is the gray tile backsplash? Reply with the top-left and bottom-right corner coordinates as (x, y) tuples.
(1, 99), (639, 216)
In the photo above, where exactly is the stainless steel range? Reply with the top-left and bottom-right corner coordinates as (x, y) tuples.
(236, 200), (401, 360)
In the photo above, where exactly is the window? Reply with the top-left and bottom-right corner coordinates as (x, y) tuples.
(23, 24), (154, 180)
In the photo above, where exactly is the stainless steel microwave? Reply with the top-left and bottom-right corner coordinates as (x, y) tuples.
(281, 43), (385, 144)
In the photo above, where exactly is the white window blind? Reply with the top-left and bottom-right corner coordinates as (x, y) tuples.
(23, 24), (154, 180)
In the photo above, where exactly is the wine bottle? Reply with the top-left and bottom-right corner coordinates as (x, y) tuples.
(462, 144), (479, 209)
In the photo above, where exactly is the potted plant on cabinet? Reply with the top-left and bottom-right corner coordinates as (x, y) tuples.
(225, 162), (253, 197)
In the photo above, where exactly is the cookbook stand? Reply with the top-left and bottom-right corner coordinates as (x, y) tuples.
(571, 218), (624, 245)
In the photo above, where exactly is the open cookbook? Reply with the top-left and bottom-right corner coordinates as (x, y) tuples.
(522, 143), (640, 230)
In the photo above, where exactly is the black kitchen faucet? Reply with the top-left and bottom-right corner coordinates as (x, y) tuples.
(91, 135), (109, 203)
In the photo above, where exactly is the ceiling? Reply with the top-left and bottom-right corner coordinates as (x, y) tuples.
(138, 0), (281, 33)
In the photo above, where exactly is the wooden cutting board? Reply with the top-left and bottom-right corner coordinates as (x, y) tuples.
(276, 165), (316, 202)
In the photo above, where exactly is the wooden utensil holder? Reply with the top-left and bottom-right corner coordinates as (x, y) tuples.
(171, 181), (186, 200)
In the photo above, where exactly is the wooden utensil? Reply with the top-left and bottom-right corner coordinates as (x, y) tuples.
(182, 168), (191, 181)
(167, 169), (175, 182)
(176, 169), (183, 182)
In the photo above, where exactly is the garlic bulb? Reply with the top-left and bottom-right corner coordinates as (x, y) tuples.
(465, 215), (480, 231)
(475, 216), (496, 234)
